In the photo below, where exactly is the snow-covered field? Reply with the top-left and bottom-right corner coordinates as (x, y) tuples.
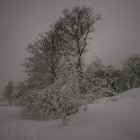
(0, 88), (140, 140)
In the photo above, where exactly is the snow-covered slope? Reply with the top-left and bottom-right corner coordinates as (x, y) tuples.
(28, 88), (140, 140)
(0, 88), (140, 140)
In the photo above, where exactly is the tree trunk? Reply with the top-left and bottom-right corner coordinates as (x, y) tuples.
(76, 55), (87, 94)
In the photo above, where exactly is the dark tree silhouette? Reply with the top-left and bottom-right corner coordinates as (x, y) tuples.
(3, 81), (14, 105)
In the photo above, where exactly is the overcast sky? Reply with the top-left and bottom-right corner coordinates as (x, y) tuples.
(0, 0), (140, 94)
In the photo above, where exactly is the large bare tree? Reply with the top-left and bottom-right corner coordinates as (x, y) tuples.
(56, 6), (101, 70)
(55, 6), (101, 94)
(23, 6), (101, 92)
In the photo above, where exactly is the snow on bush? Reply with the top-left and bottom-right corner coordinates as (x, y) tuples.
(19, 56), (80, 122)
(41, 56), (80, 122)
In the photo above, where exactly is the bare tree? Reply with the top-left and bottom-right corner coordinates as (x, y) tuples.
(55, 6), (101, 94)
(23, 27), (65, 88)
(56, 6), (101, 70)
(21, 6), (102, 119)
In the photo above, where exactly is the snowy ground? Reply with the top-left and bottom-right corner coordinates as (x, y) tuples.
(0, 88), (140, 140)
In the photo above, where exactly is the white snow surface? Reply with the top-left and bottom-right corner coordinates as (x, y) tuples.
(0, 88), (140, 140)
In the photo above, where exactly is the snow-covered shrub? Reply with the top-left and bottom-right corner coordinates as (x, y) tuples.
(19, 56), (80, 120)
(84, 74), (117, 101)
(20, 56), (118, 120)
(84, 58), (121, 101)
(38, 56), (80, 122)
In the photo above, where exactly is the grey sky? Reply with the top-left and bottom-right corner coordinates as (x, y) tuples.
(0, 0), (140, 94)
